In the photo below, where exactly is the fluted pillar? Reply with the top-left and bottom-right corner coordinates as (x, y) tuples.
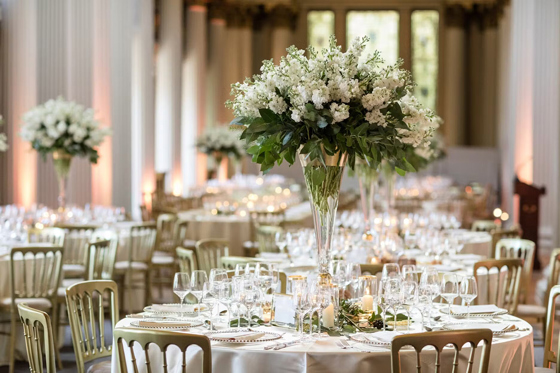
(155, 0), (183, 194)
(532, 0), (560, 247)
(130, 0), (156, 216)
(480, 6), (498, 147)
(271, 5), (295, 63)
(442, 5), (467, 146)
(182, 1), (207, 189)
(222, 5), (243, 123)
(467, 10), (483, 146)
(207, 1), (227, 126)
(0, 0), (38, 206)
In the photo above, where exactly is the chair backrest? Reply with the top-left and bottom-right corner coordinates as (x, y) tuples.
(28, 227), (66, 247)
(391, 329), (492, 373)
(471, 220), (498, 232)
(543, 285), (560, 368)
(155, 213), (178, 253)
(221, 256), (264, 270)
(174, 218), (190, 246)
(127, 223), (157, 265)
(473, 258), (523, 314)
(114, 328), (212, 373)
(544, 249), (560, 311)
(495, 238), (535, 302)
(56, 225), (98, 266)
(139, 205), (152, 222)
(176, 247), (197, 273)
(10, 246), (64, 304)
(195, 239), (229, 274)
(66, 280), (119, 372)
(490, 227), (522, 257)
(360, 263), (384, 277)
(256, 225), (283, 254)
(18, 303), (57, 373)
(85, 239), (117, 280)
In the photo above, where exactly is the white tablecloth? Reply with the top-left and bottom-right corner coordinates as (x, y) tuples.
(111, 317), (534, 373)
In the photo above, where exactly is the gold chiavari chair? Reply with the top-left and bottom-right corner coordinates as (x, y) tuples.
(28, 227), (66, 246)
(66, 280), (119, 373)
(152, 214), (179, 301)
(176, 247), (197, 274)
(256, 225), (283, 254)
(57, 225), (97, 279)
(473, 258), (523, 314)
(175, 218), (197, 250)
(495, 238), (535, 303)
(139, 204), (152, 222)
(471, 220), (499, 232)
(360, 263), (384, 277)
(17, 304), (57, 373)
(539, 284), (560, 372)
(114, 223), (157, 314)
(390, 329), (493, 373)
(0, 247), (64, 373)
(195, 239), (229, 274)
(490, 227), (522, 257)
(114, 328), (212, 373)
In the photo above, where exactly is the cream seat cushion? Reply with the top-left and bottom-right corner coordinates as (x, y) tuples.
(114, 261), (149, 273)
(0, 298), (52, 311)
(63, 264), (86, 278)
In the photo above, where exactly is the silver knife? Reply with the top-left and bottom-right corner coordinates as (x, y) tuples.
(272, 340), (301, 350)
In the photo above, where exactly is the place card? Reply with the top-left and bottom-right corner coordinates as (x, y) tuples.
(271, 293), (295, 326)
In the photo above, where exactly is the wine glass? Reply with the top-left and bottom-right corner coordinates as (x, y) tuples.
(275, 231), (288, 253)
(210, 268), (228, 284)
(242, 278), (260, 328)
(173, 272), (191, 317)
(218, 280), (234, 324)
(346, 263), (361, 300)
(255, 263), (274, 295)
(190, 270), (208, 317)
(402, 265), (418, 283)
(440, 273), (459, 320)
(202, 282), (218, 330)
(460, 275), (478, 320)
(291, 280), (308, 338)
(420, 267), (441, 324)
(231, 276), (245, 328)
(235, 264), (246, 276)
(382, 263), (400, 281)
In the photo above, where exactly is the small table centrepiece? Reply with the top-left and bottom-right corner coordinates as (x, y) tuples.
(196, 126), (246, 180)
(21, 97), (111, 210)
(227, 36), (440, 285)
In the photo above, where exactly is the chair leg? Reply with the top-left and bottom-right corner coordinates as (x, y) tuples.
(9, 314), (16, 373)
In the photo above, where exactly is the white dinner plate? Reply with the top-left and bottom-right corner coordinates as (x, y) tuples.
(207, 329), (282, 344)
(129, 319), (204, 329)
(442, 323), (518, 335)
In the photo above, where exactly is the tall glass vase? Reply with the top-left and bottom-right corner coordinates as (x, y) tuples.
(52, 150), (73, 211)
(356, 161), (379, 239)
(381, 164), (396, 213)
(299, 148), (347, 285)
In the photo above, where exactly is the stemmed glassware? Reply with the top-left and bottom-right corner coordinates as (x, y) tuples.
(346, 263), (361, 300)
(292, 279), (310, 339)
(218, 280), (235, 324)
(440, 273), (459, 320)
(202, 282), (218, 330)
(382, 263), (400, 280)
(190, 270), (208, 318)
(242, 276), (260, 328)
(420, 267), (441, 325)
(402, 265), (418, 283)
(460, 275), (478, 320)
(173, 272), (191, 317)
(275, 231), (288, 253)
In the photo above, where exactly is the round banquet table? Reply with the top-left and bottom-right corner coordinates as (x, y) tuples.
(177, 203), (313, 256)
(111, 316), (534, 373)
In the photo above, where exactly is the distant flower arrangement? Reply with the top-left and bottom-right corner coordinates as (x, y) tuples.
(20, 96), (111, 163)
(196, 126), (245, 160)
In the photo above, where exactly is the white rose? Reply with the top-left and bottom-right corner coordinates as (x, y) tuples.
(46, 127), (60, 139)
(56, 121), (67, 134)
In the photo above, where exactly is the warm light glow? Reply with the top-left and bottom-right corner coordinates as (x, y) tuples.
(493, 208), (503, 218)
(283, 189), (291, 196)
(275, 187), (282, 194)
(239, 210), (247, 217)
(267, 205), (275, 212)
(501, 212), (509, 221)
(172, 182), (182, 197)
(256, 177), (264, 185)
(465, 186), (472, 193)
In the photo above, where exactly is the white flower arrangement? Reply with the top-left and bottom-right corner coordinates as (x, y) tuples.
(196, 126), (245, 159)
(20, 97), (111, 163)
(227, 36), (440, 175)
(0, 115), (7, 152)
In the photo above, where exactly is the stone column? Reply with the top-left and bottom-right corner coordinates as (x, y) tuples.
(271, 5), (295, 63)
(467, 9), (483, 146)
(480, 6), (498, 147)
(442, 5), (467, 146)
(207, 1), (227, 126)
(130, 0), (156, 216)
(182, 1), (207, 188)
(0, 0), (38, 206)
(155, 0), (183, 193)
(532, 0), (560, 247)
(222, 4), (243, 123)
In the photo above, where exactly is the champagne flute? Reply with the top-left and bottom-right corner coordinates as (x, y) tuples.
(440, 273), (459, 320)
(173, 272), (191, 317)
(202, 282), (218, 330)
(420, 267), (440, 325)
(460, 275), (478, 320)
(190, 270), (208, 318)
(346, 263), (362, 300)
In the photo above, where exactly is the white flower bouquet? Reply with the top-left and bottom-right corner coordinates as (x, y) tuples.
(21, 96), (111, 163)
(0, 116), (7, 152)
(196, 126), (245, 160)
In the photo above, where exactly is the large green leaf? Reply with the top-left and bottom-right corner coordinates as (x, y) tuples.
(259, 108), (279, 124)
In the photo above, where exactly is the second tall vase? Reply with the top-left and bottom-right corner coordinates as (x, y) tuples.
(299, 148), (347, 285)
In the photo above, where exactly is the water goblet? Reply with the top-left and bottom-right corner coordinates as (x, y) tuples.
(460, 275), (478, 320)
(173, 272), (191, 317)
(202, 282), (218, 330)
(440, 273), (459, 320)
(190, 270), (208, 318)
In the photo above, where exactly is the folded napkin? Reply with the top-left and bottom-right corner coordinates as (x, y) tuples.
(137, 321), (194, 328)
(215, 332), (266, 341)
(450, 305), (504, 315)
(150, 304), (204, 313)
